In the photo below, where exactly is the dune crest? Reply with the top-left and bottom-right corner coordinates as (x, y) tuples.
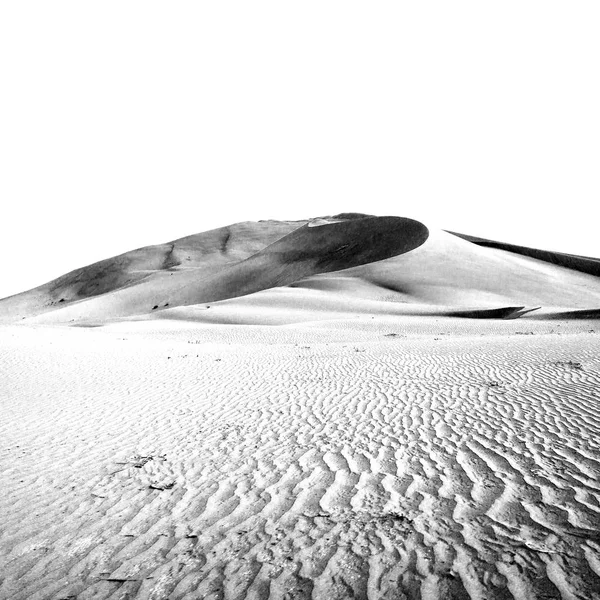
(448, 230), (600, 277)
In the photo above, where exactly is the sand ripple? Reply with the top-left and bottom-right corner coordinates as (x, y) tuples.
(1, 327), (600, 599)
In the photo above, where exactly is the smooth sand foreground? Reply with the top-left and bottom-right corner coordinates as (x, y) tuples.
(1, 319), (600, 600)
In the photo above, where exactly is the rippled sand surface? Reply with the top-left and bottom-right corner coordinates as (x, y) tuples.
(2, 320), (600, 599)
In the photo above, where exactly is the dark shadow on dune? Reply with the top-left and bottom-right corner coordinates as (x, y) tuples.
(447, 231), (600, 278)
(172, 217), (430, 306)
(259, 217), (428, 274)
(328, 212), (373, 220)
(440, 307), (540, 320)
(530, 308), (600, 320)
(374, 281), (413, 295)
(413, 307), (542, 320)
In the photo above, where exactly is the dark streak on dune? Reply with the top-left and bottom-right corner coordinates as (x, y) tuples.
(328, 212), (372, 220)
(445, 306), (525, 319)
(407, 306), (542, 320)
(263, 217), (428, 273)
(373, 280), (413, 295)
(162, 243), (179, 270)
(220, 230), (231, 254)
(532, 308), (600, 320)
(443, 306), (540, 320)
(448, 231), (600, 277)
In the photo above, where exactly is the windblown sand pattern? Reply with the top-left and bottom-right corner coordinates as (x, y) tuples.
(2, 215), (600, 599)
(1, 324), (600, 599)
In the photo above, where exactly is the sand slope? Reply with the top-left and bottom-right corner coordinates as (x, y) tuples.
(0, 219), (304, 320)
(448, 231), (600, 278)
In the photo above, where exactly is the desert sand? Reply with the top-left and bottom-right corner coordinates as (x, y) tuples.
(1, 214), (600, 599)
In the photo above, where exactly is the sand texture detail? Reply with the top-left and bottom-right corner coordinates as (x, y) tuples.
(2, 324), (600, 599)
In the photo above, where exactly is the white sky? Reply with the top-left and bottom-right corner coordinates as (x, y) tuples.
(1, 2), (599, 299)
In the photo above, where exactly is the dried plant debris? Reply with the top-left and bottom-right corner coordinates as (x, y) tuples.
(149, 482), (175, 491)
(554, 360), (583, 370)
(115, 454), (167, 468)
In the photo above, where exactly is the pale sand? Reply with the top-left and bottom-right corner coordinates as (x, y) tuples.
(2, 318), (600, 599)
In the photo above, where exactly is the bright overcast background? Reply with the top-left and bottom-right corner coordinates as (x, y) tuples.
(0, 2), (598, 299)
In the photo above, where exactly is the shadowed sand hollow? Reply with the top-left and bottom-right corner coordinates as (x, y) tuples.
(1, 215), (600, 599)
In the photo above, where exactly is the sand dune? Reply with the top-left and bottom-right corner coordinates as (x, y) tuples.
(2, 214), (600, 599)
(330, 228), (600, 311)
(0, 215), (428, 323)
(448, 231), (600, 278)
(0, 219), (305, 321)
(2, 214), (600, 325)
